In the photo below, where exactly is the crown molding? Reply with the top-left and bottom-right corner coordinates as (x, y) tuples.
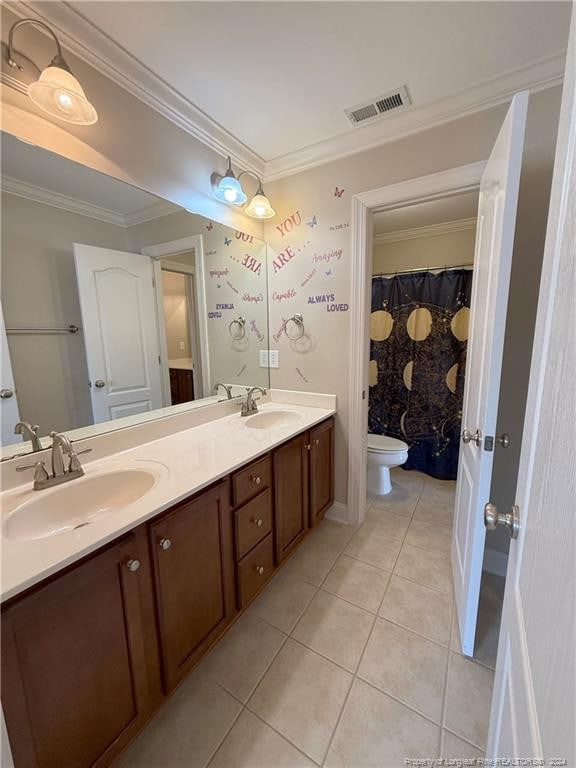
(7, 1), (266, 177)
(2, 176), (180, 227)
(263, 51), (566, 182)
(5, 2), (566, 184)
(374, 217), (477, 245)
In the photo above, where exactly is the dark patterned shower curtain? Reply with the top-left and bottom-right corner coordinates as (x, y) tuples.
(368, 269), (473, 480)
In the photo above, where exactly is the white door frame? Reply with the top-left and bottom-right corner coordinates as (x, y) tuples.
(142, 235), (211, 401)
(347, 161), (485, 525)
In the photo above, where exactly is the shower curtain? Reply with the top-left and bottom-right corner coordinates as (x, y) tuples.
(369, 268), (473, 480)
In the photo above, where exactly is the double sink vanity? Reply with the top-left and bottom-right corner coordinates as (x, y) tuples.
(0, 395), (336, 768)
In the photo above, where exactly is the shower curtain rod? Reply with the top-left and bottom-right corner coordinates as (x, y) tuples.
(373, 262), (473, 278)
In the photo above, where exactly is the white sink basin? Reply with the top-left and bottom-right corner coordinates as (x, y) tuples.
(4, 469), (158, 541)
(244, 409), (304, 430)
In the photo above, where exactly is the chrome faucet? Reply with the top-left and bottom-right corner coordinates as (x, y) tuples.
(16, 431), (91, 491)
(14, 421), (42, 452)
(241, 386), (267, 417)
(214, 382), (233, 400)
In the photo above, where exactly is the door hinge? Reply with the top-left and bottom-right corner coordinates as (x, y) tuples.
(152, 276), (156, 288)
(158, 356), (162, 365)
(362, 390), (366, 401)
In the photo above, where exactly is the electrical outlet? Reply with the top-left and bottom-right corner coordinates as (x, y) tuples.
(259, 349), (269, 368)
(179, 341), (185, 351)
(269, 350), (279, 369)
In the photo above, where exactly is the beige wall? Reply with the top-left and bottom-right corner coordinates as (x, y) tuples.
(1, 192), (129, 434)
(0, 5), (263, 240)
(373, 228), (476, 275)
(162, 272), (191, 360)
(264, 86), (562, 537)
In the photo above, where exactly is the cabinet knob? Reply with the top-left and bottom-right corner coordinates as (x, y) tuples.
(314, 439), (320, 446)
(252, 518), (263, 528)
(126, 558), (140, 572)
(255, 565), (265, 576)
(251, 475), (261, 485)
(159, 538), (172, 551)
(305, 444), (311, 451)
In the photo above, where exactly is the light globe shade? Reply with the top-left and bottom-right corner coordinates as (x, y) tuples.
(213, 174), (247, 205)
(28, 66), (98, 125)
(245, 192), (276, 219)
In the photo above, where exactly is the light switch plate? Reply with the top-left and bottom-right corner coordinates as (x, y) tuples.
(259, 349), (269, 368)
(269, 350), (279, 368)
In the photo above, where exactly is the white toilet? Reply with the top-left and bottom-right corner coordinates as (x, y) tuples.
(367, 434), (409, 495)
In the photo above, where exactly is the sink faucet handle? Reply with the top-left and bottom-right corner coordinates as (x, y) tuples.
(68, 448), (91, 473)
(16, 461), (49, 483)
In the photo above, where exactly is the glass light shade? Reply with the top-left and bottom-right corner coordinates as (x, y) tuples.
(213, 174), (247, 205)
(245, 192), (276, 219)
(28, 66), (98, 125)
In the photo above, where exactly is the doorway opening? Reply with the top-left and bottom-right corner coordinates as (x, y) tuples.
(160, 265), (196, 406)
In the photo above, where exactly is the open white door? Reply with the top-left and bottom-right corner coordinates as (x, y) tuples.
(488, 16), (575, 761)
(452, 91), (528, 656)
(74, 244), (163, 424)
(0, 305), (20, 444)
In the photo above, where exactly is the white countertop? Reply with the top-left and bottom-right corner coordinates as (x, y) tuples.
(168, 358), (194, 370)
(0, 402), (335, 602)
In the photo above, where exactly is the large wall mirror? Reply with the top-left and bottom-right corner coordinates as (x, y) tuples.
(1, 132), (270, 458)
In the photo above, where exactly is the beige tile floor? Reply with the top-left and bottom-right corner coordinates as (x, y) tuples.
(117, 469), (503, 768)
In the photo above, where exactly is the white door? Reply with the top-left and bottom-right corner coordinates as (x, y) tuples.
(74, 244), (163, 424)
(488, 18), (575, 761)
(452, 91), (529, 656)
(0, 305), (21, 444)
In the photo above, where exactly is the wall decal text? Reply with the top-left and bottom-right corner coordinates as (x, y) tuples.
(209, 268), (229, 278)
(300, 269), (317, 287)
(241, 253), (263, 275)
(236, 364), (247, 377)
(236, 231), (254, 243)
(329, 222), (349, 231)
(276, 210), (302, 237)
(227, 281), (239, 294)
(272, 246), (296, 274)
(216, 303), (234, 310)
(272, 318), (288, 343)
(296, 367), (309, 383)
(208, 311), (222, 319)
(273, 288), (297, 303)
(308, 293), (335, 304)
(312, 249), (343, 264)
(327, 303), (349, 312)
(242, 292), (264, 303)
(250, 319), (264, 342)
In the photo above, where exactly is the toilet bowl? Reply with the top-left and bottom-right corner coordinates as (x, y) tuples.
(367, 434), (409, 495)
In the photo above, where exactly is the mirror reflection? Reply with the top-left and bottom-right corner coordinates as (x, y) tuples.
(0, 133), (269, 456)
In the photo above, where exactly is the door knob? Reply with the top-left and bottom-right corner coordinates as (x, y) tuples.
(484, 502), (520, 539)
(94, 380), (105, 388)
(0, 388), (14, 399)
(462, 428), (482, 446)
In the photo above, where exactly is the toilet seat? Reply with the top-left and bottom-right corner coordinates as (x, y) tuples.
(367, 434), (409, 453)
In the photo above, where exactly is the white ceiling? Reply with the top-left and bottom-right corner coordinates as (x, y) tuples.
(2, 132), (166, 214)
(374, 191), (479, 234)
(67, 0), (571, 164)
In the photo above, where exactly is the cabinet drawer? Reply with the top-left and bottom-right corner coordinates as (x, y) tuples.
(232, 454), (271, 507)
(237, 534), (274, 608)
(235, 488), (272, 560)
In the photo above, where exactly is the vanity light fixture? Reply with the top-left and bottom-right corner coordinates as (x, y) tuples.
(6, 18), (98, 125)
(211, 158), (275, 218)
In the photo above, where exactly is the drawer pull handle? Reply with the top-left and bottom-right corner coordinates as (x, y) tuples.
(252, 518), (264, 528)
(250, 475), (262, 485)
(255, 565), (265, 576)
(126, 558), (140, 573)
(159, 538), (172, 551)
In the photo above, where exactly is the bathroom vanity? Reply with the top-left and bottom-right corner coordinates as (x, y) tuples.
(0, 403), (335, 768)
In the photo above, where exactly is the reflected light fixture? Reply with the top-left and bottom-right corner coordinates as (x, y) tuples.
(211, 157), (247, 205)
(7, 18), (98, 125)
(211, 157), (275, 219)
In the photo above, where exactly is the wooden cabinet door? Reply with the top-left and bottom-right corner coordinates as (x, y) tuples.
(1, 535), (150, 768)
(150, 481), (235, 692)
(273, 432), (310, 563)
(310, 418), (335, 527)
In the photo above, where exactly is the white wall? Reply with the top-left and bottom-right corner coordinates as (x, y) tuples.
(264, 86), (562, 523)
(373, 227), (476, 275)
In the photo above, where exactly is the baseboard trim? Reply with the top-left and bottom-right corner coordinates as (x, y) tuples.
(483, 547), (509, 578)
(325, 502), (349, 525)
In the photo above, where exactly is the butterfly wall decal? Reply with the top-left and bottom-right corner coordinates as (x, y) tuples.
(307, 215), (318, 229)
(334, 187), (345, 198)
(206, 222), (214, 231)
(224, 237), (231, 246)
(326, 269), (332, 276)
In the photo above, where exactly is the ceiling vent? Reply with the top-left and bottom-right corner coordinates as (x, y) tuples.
(345, 86), (411, 126)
